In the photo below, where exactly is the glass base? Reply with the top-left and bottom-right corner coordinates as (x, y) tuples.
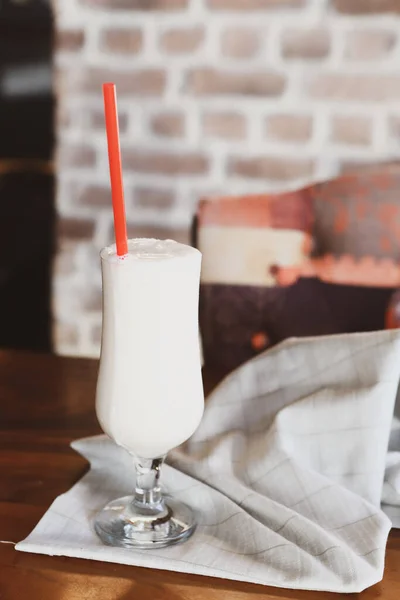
(94, 495), (196, 549)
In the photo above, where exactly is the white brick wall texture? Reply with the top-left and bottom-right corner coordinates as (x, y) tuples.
(53, 0), (400, 358)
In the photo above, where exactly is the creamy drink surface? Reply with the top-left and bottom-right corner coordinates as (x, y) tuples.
(96, 238), (204, 458)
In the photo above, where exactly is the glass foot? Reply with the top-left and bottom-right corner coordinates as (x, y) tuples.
(94, 495), (196, 549)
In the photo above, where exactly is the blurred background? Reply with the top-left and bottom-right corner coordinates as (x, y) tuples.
(1, 0), (400, 358)
(0, 0), (54, 353)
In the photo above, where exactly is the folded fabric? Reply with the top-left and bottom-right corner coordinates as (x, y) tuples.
(16, 330), (400, 593)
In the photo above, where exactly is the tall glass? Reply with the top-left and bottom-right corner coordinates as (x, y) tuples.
(94, 239), (204, 548)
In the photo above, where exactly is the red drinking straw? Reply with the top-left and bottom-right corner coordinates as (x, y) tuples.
(103, 83), (128, 256)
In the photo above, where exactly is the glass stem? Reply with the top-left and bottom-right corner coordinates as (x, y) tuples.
(133, 456), (165, 507)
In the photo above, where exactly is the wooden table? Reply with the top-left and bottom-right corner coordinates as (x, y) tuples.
(0, 350), (399, 599)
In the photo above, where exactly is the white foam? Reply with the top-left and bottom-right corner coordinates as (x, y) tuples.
(101, 238), (200, 262)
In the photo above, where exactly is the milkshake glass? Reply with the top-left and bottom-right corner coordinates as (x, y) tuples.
(94, 238), (204, 548)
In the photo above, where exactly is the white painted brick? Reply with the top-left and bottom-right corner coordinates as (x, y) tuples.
(52, 0), (400, 357)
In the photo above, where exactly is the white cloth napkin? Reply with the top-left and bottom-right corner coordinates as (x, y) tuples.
(16, 330), (400, 593)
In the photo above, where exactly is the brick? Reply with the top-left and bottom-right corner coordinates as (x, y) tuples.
(221, 27), (261, 59)
(331, 115), (372, 145)
(85, 108), (129, 133)
(100, 28), (143, 54)
(126, 224), (190, 244)
(55, 29), (85, 52)
(266, 114), (312, 142)
(208, 0), (306, 9)
(229, 156), (314, 180)
(160, 27), (204, 54)
(203, 111), (247, 139)
(81, 0), (188, 10)
(58, 217), (96, 241)
(54, 323), (79, 348)
(54, 240), (77, 276)
(57, 144), (96, 168)
(308, 74), (400, 102)
(57, 103), (71, 129)
(186, 68), (285, 97)
(281, 29), (330, 59)
(62, 68), (166, 96)
(150, 112), (185, 137)
(91, 324), (102, 346)
(345, 30), (396, 60)
(83, 288), (102, 312)
(134, 187), (175, 209)
(59, 106), (128, 133)
(389, 115), (400, 139)
(333, 1), (400, 15)
(79, 185), (111, 207)
(123, 149), (209, 175)
(340, 160), (400, 174)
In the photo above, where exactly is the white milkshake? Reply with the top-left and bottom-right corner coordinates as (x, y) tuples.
(96, 238), (204, 459)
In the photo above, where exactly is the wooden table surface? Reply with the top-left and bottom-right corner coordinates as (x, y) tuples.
(0, 350), (399, 599)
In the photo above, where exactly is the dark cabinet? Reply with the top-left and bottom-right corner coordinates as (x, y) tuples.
(0, 0), (53, 160)
(0, 0), (55, 352)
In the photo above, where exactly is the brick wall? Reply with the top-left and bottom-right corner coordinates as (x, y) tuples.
(53, 0), (400, 357)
